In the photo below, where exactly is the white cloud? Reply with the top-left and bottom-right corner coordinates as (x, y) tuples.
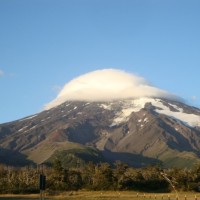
(0, 70), (4, 77)
(45, 69), (179, 109)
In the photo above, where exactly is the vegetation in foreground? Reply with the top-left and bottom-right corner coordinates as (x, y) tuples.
(1, 160), (200, 194)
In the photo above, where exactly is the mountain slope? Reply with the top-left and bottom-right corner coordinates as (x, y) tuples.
(0, 97), (200, 168)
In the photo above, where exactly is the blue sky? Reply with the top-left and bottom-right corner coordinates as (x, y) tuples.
(0, 0), (200, 123)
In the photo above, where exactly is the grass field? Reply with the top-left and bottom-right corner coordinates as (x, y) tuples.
(0, 191), (200, 200)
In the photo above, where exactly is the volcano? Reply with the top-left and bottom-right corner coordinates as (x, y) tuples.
(1, 97), (200, 168)
(1, 69), (200, 168)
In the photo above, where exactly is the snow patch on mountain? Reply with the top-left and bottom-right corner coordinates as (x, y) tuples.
(110, 98), (200, 127)
(99, 104), (112, 110)
(154, 101), (200, 127)
(20, 114), (38, 121)
(168, 103), (183, 112)
(18, 126), (28, 132)
(112, 106), (137, 125)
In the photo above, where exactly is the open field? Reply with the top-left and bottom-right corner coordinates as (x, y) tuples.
(0, 191), (200, 200)
(0, 194), (38, 200)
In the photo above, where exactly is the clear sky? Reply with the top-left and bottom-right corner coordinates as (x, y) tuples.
(0, 0), (200, 123)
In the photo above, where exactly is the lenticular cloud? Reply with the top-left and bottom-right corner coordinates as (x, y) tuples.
(45, 69), (177, 109)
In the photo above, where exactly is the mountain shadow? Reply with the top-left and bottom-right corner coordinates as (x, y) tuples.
(101, 150), (162, 167)
(0, 147), (35, 167)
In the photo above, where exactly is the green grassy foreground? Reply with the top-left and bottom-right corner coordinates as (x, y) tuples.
(0, 191), (200, 200)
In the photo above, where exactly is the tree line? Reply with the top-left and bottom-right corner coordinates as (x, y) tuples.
(1, 160), (200, 194)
